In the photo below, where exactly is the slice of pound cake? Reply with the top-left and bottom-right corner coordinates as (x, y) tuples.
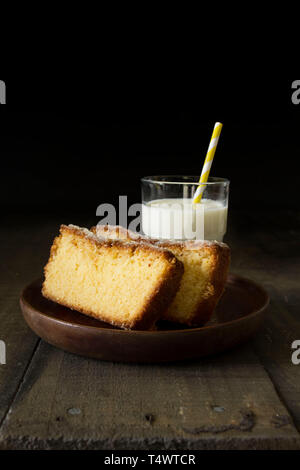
(42, 224), (183, 330)
(92, 225), (230, 326)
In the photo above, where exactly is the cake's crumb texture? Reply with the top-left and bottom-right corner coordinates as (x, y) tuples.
(42, 225), (183, 330)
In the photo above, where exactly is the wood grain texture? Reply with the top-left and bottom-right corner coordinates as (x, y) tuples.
(228, 210), (300, 430)
(0, 217), (43, 426)
(0, 341), (299, 450)
(0, 211), (299, 450)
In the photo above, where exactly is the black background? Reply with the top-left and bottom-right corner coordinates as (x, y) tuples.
(1, 78), (299, 221)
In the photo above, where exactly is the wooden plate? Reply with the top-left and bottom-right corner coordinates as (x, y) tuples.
(20, 274), (269, 363)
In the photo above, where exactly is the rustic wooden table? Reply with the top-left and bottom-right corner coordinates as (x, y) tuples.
(0, 210), (299, 450)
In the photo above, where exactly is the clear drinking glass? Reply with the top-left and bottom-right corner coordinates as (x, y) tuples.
(141, 176), (230, 242)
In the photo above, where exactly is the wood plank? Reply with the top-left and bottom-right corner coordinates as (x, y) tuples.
(227, 209), (300, 431)
(252, 293), (300, 430)
(0, 339), (299, 450)
(0, 215), (75, 426)
(0, 217), (43, 426)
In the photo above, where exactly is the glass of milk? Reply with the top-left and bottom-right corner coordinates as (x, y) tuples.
(141, 176), (229, 242)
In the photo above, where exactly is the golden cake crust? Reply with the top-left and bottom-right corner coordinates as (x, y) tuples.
(42, 224), (184, 330)
(170, 242), (230, 326)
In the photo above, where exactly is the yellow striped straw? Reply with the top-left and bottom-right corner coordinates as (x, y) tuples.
(193, 122), (223, 204)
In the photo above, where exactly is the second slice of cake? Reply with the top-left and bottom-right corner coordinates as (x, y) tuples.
(92, 225), (230, 326)
(42, 224), (183, 330)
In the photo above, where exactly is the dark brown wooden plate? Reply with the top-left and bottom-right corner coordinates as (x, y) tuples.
(20, 274), (269, 363)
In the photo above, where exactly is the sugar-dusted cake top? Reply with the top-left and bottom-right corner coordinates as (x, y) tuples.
(68, 224), (98, 241)
(65, 224), (178, 255)
(93, 224), (229, 250)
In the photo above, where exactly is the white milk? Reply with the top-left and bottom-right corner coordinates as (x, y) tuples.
(142, 198), (228, 241)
